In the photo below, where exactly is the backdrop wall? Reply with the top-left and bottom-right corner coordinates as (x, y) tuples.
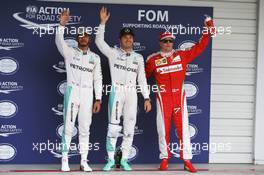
(0, 0), (212, 164)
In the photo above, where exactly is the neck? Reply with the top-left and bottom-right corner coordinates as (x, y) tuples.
(161, 49), (173, 53)
(78, 45), (89, 52)
(121, 46), (132, 53)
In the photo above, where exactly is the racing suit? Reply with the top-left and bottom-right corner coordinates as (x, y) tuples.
(145, 33), (210, 160)
(95, 24), (149, 160)
(56, 25), (102, 159)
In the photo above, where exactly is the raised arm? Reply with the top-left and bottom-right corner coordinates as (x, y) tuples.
(95, 6), (115, 57)
(181, 16), (214, 63)
(181, 33), (210, 64)
(55, 10), (72, 58)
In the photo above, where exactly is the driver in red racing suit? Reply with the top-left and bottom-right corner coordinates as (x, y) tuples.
(145, 17), (214, 172)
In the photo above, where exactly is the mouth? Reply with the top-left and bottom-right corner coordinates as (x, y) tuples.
(79, 41), (88, 44)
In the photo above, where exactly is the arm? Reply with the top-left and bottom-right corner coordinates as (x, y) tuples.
(95, 6), (115, 57)
(93, 55), (103, 101)
(145, 55), (155, 78)
(182, 17), (214, 63)
(137, 55), (150, 100)
(55, 25), (72, 58)
(182, 33), (210, 63)
(92, 55), (103, 114)
(55, 10), (72, 58)
(138, 55), (152, 113)
(95, 24), (115, 56)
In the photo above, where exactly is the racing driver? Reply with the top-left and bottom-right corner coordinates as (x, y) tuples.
(56, 10), (102, 172)
(145, 16), (214, 172)
(95, 6), (151, 171)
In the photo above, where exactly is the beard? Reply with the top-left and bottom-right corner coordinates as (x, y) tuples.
(121, 43), (133, 49)
(78, 41), (89, 47)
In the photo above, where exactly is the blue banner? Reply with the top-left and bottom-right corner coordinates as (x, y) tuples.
(0, 0), (212, 164)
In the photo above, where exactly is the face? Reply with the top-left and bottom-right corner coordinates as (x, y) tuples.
(77, 35), (90, 47)
(159, 38), (174, 52)
(120, 34), (134, 50)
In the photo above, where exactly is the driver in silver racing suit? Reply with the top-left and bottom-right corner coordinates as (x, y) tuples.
(95, 6), (152, 171)
(56, 10), (102, 172)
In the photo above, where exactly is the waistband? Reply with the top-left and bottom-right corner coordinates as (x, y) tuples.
(68, 81), (92, 88)
(112, 82), (136, 88)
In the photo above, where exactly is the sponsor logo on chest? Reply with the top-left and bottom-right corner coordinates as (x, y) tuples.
(133, 61), (138, 65)
(114, 64), (137, 73)
(172, 55), (181, 63)
(70, 63), (93, 72)
(156, 64), (183, 74)
(73, 56), (81, 61)
(155, 57), (167, 66)
(89, 60), (94, 64)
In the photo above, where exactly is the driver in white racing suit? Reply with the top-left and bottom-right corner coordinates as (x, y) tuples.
(55, 10), (102, 172)
(95, 7), (151, 171)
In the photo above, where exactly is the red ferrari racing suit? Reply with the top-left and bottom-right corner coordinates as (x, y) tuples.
(145, 33), (210, 160)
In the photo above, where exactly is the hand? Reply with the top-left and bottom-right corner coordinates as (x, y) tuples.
(204, 15), (216, 35)
(100, 6), (110, 24)
(93, 100), (101, 113)
(59, 10), (70, 26)
(144, 99), (152, 113)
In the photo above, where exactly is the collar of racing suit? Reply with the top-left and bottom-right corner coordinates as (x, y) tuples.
(118, 47), (135, 57)
(160, 49), (175, 57)
(75, 47), (91, 55)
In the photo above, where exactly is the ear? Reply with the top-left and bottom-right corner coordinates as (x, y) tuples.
(88, 36), (92, 45)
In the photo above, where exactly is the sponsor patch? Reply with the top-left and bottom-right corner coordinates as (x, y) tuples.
(172, 55), (181, 63)
(156, 64), (183, 74)
(133, 61), (138, 65)
(155, 57), (167, 66)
